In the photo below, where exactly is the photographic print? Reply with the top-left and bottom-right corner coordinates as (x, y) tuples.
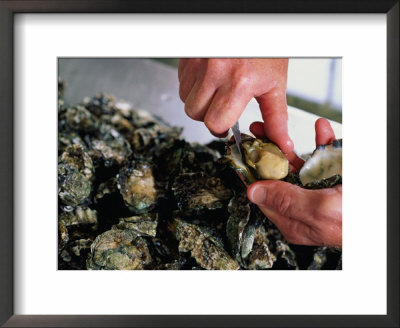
(58, 58), (342, 271)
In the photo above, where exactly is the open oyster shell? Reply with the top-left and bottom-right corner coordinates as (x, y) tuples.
(299, 139), (342, 188)
(223, 134), (289, 184)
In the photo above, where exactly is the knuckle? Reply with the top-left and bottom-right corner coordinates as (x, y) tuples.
(269, 188), (292, 217)
(232, 72), (252, 92)
(184, 104), (201, 121)
(204, 116), (224, 135)
(206, 59), (226, 75)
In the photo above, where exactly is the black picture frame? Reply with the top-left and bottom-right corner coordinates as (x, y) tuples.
(0, 1), (398, 327)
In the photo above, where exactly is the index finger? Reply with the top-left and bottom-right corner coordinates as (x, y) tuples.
(256, 91), (294, 154)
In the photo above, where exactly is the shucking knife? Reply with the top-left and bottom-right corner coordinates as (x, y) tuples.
(231, 121), (242, 157)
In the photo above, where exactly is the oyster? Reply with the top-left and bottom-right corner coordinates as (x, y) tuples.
(224, 134), (289, 184)
(171, 172), (232, 216)
(87, 229), (153, 270)
(58, 207), (98, 269)
(299, 139), (342, 188)
(226, 191), (252, 264)
(65, 105), (100, 132)
(83, 92), (116, 117)
(89, 125), (132, 167)
(58, 131), (87, 155)
(171, 218), (239, 270)
(58, 207), (98, 245)
(112, 213), (158, 237)
(58, 163), (91, 207)
(59, 144), (94, 181)
(117, 160), (158, 214)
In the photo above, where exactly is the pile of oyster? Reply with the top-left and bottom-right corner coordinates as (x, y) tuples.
(58, 81), (342, 270)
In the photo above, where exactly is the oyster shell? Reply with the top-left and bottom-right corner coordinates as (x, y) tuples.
(58, 164), (91, 207)
(89, 125), (132, 167)
(59, 144), (94, 181)
(117, 160), (158, 214)
(87, 229), (153, 270)
(299, 139), (342, 188)
(112, 213), (158, 237)
(224, 134), (289, 184)
(58, 206), (98, 248)
(58, 207), (98, 269)
(171, 218), (239, 270)
(83, 92), (116, 117)
(226, 191), (252, 264)
(171, 172), (232, 216)
(65, 105), (100, 132)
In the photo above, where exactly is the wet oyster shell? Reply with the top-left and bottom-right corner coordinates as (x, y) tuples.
(117, 160), (158, 214)
(89, 125), (132, 167)
(58, 164), (91, 207)
(87, 229), (153, 270)
(299, 139), (342, 188)
(59, 144), (94, 181)
(247, 223), (276, 270)
(171, 219), (239, 270)
(112, 213), (158, 237)
(58, 207), (98, 244)
(226, 191), (251, 264)
(171, 172), (232, 216)
(65, 105), (100, 132)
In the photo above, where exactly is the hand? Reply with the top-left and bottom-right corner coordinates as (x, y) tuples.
(247, 118), (342, 247)
(178, 58), (293, 153)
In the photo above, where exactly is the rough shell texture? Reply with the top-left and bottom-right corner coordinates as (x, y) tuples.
(112, 213), (158, 237)
(58, 164), (91, 207)
(117, 160), (158, 214)
(171, 218), (239, 270)
(60, 144), (95, 181)
(172, 172), (233, 216)
(89, 125), (132, 167)
(87, 229), (153, 270)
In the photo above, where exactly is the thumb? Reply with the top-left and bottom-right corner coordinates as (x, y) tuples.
(247, 180), (321, 224)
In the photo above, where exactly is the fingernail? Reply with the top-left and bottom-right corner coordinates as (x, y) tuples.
(249, 186), (266, 205)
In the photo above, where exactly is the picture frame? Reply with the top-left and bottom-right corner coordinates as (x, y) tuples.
(0, 1), (398, 327)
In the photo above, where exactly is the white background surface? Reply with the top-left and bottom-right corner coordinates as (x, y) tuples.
(287, 58), (342, 108)
(14, 14), (386, 315)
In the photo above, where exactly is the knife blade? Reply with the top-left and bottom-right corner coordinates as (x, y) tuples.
(231, 121), (242, 157)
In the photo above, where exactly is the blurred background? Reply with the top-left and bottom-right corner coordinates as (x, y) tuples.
(58, 58), (341, 155)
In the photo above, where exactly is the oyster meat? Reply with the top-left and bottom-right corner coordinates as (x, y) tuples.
(224, 134), (289, 184)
